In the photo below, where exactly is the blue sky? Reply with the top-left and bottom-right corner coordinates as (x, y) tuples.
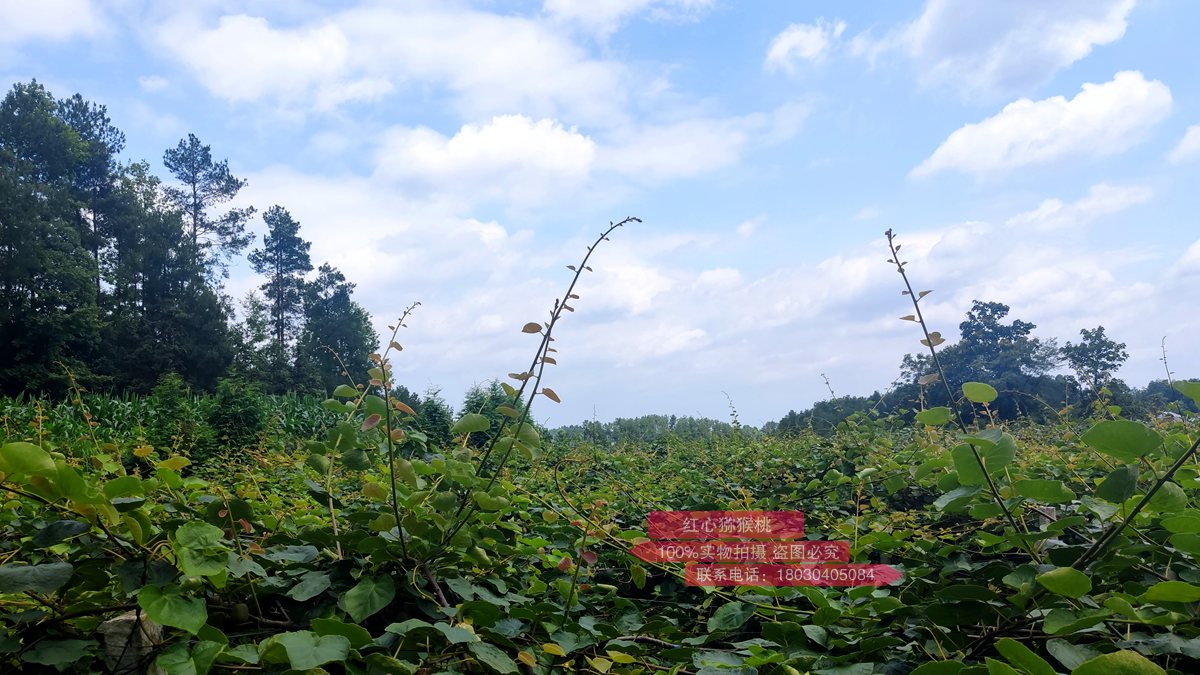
(3, 0), (1198, 426)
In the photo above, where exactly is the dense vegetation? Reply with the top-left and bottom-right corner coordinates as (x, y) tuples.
(0, 80), (378, 399)
(4, 80), (1200, 675)
(777, 302), (1193, 435)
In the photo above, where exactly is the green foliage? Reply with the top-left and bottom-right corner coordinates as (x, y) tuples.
(293, 264), (379, 395)
(198, 377), (267, 463)
(161, 133), (256, 277)
(0, 81), (100, 396)
(1062, 326), (1129, 390)
(146, 372), (203, 455)
(417, 387), (455, 450)
(247, 205), (313, 392)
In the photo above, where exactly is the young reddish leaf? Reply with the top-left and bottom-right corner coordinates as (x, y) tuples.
(581, 550), (598, 566)
(557, 555), (573, 572)
(900, 315), (916, 322)
(361, 414), (382, 431)
(542, 388), (561, 403)
(521, 322), (542, 333)
(392, 400), (417, 416)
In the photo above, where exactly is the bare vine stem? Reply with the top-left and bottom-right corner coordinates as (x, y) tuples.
(885, 229), (1041, 565)
(430, 217), (640, 562)
(377, 301), (421, 562)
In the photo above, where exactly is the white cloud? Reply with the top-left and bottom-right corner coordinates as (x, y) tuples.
(543, 0), (714, 37)
(1169, 239), (1200, 282)
(1006, 183), (1153, 231)
(913, 71), (1171, 177)
(0, 0), (106, 45)
(226, 159), (1197, 426)
(374, 115), (597, 207)
(152, 5), (629, 123)
(138, 75), (169, 92)
(765, 19), (846, 73)
(735, 218), (761, 238)
(853, 0), (1136, 98)
(154, 14), (366, 106)
(696, 267), (742, 289)
(599, 101), (808, 180)
(1168, 125), (1200, 164)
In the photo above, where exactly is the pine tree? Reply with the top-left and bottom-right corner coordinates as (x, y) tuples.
(294, 264), (378, 394)
(162, 133), (255, 278)
(248, 206), (312, 353)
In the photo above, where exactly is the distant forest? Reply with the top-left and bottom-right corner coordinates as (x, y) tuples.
(774, 300), (1195, 434)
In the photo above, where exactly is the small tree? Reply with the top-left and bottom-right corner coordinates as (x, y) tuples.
(1061, 326), (1129, 390)
(417, 388), (454, 450)
(293, 264), (378, 394)
(248, 206), (312, 390)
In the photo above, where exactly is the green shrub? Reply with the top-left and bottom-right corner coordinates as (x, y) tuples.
(146, 372), (205, 458)
(197, 376), (267, 464)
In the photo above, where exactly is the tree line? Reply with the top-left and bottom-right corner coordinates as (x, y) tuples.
(775, 300), (1194, 434)
(0, 80), (378, 397)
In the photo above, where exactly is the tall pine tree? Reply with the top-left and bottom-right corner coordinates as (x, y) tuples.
(248, 206), (312, 351)
(162, 133), (255, 279)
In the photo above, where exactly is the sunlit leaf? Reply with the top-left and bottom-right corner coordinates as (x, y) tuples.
(962, 382), (998, 404)
(1070, 650), (1165, 675)
(1081, 421), (1162, 462)
(916, 407), (952, 426)
(1036, 567), (1092, 599)
(452, 413), (490, 435)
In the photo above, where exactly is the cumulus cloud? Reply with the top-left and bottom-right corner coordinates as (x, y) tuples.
(1168, 125), (1200, 164)
(1005, 183), (1153, 231)
(225, 159), (1196, 425)
(374, 115), (597, 207)
(151, 14), (380, 107)
(852, 0), (1136, 98)
(765, 19), (846, 72)
(0, 0), (106, 45)
(913, 71), (1171, 177)
(152, 5), (627, 123)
